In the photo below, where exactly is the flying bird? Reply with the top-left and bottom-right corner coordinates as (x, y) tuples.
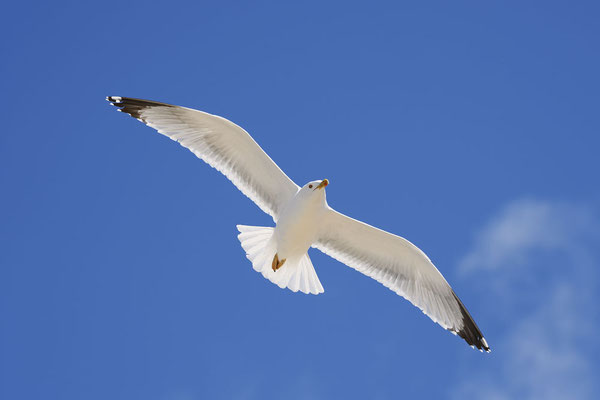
(107, 96), (490, 352)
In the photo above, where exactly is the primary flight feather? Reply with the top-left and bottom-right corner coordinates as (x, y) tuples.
(107, 96), (490, 352)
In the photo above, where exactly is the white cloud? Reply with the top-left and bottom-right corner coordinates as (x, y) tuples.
(454, 199), (599, 400)
(460, 199), (595, 274)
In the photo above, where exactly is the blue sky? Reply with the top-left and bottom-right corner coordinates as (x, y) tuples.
(1, 1), (599, 399)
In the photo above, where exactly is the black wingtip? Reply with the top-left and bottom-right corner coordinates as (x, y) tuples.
(451, 290), (491, 353)
(106, 96), (176, 121)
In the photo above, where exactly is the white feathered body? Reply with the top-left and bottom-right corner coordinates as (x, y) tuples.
(235, 185), (328, 296)
(107, 96), (490, 351)
(273, 188), (327, 261)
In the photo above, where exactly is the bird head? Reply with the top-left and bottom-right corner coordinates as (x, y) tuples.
(299, 179), (329, 204)
(304, 179), (328, 192)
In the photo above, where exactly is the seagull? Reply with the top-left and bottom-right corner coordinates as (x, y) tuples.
(107, 96), (490, 352)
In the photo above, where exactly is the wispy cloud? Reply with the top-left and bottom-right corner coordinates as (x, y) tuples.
(454, 198), (599, 400)
(460, 198), (596, 274)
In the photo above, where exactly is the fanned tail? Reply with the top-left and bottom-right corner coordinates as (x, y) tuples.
(237, 225), (324, 295)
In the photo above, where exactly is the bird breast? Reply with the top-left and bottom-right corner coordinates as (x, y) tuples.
(273, 197), (325, 260)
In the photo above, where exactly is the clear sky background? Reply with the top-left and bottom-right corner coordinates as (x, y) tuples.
(1, 1), (599, 399)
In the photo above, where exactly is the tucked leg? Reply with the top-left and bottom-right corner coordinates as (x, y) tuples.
(271, 253), (287, 271)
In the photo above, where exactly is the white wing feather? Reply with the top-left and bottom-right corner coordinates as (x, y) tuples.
(315, 208), (489, 351)
(107, 96), (299, 221)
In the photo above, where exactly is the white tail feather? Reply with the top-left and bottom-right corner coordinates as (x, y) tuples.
(236, 225), (324, 295)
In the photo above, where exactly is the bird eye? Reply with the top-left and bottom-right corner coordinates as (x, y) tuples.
(308, 184), (313, 188)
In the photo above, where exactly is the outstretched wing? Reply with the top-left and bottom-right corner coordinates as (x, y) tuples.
(107, 96), (299, 221)
(314, 208), (490, 352)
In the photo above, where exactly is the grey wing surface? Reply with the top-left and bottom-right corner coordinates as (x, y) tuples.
(315, 208), (490, 351)
(107, 96), (299, 221)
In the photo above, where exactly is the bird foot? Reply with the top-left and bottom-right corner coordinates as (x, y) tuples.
(272, 254), (286, 272)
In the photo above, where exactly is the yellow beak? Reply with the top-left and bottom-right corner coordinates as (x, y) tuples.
(315, 179), (329, 190)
